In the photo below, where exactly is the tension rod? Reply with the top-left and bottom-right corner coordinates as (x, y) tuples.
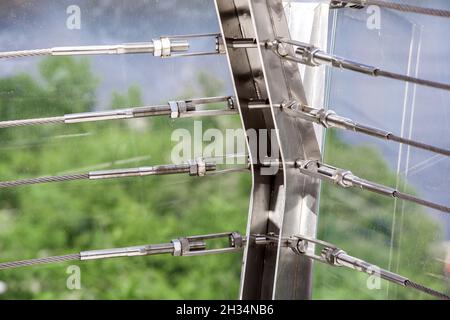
(0, 33), (223, 60)
(296, 159), (450, 214)
(330, 1), (450, 18)
(283, 234), (450, 300)
(268, 39), (450, 92)
(0, 232), (245, 271)
(0, 158), (216, 189)
(279, 100), (450, 157)
(0, 96), (236, 129)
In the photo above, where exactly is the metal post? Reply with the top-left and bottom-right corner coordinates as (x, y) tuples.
(247, 0), (322, 300)
(214, 0), (322, 299)
(214, 0), (282, 299)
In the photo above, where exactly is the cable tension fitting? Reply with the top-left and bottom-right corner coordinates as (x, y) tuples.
(0, 232), (245, 270)
(0, 96), (236, 129)
(280, 100), (450, 157)
(285, 234), (450, 300)
(0, 158), (216, 189)
(296, 159), (450, 214)
(0, 33), (224, 60)
(268, 38), (450, 92)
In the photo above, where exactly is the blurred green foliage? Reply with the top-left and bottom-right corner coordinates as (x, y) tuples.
(0, 57), (249, 299)
(0, 57), (447, 299)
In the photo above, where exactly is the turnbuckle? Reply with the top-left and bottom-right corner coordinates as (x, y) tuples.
(270, 38), (378, 76)
(168, 96), (236, 119)
(172, 232), (246, 257)
(160, 33), (226, 58)
(295, 159), (354, 188)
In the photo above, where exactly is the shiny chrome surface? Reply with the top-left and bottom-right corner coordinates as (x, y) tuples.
(274, 38), (450, 91)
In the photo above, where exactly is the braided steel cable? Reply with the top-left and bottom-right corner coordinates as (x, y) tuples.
(0, 48), (52, 59)
(0, 254), (80, 270)
(345, 0), (450, 18)
(0, 173), (89, 189)
(0, 116), (65, 129)
(405, 280), (450, 300)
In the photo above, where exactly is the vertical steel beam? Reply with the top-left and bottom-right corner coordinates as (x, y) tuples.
(214, 0), (322, 299)
(214, 0), (284, 299)
(247, 0), (321, 299)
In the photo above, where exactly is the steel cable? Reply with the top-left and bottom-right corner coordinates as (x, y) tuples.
(0, 254), (80, 270)
(405, 280), (450, 300)
(0, 116), (65, 129)
(375, 69), (450, 92)
(345, 0), (450, 18)
(0, 48), (52, 59)
(387, 133), (450, 157)
(393, 191), (450, 214)
(0, 173), (89, 189)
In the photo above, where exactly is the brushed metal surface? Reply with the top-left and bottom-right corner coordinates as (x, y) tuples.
(248, 0), (321, 300)
(215, 0), (321, 300)
(214, 0), (284, 299)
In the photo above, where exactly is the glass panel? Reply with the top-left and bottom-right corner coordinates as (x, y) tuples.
(314, 1), (450, 299)
(0, 0), (250, 299)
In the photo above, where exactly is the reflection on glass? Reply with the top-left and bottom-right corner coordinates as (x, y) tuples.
(314, 3), (450, 299)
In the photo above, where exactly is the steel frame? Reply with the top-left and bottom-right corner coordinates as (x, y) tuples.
(214, 0), (321, 299)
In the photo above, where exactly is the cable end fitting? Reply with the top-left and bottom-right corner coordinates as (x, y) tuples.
(153, 37), (189, 57)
